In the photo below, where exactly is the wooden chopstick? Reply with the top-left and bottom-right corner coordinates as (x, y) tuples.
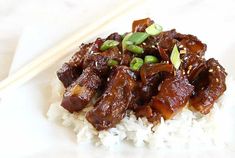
(0, 0), (144, 97)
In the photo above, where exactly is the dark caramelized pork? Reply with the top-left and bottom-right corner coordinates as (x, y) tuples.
(57, 63), (82, 88)
(175, 33), (207, 56)
(150, 71), (194, 119)
(106, 32), (122, 41)
(138, 63), (174, 104)
(83, 47), (122, 75)
(134, 105), (162, 124)
(86, 66), (136, 130)
(57, 38), (104, 88)
(61, 47), (123, 113)
(132, 18), (153, 32)
(57, 43), (92, 87)
(152, 29), (207, 61)
(157, 29), (177, 53)
(190, 58), (227, 114)
(140, 63), (174, 84)
(181, 53), (206, 82)
(140, 36), (159, 56)
(57, 18), (227, 131)
(61, 67), (101, 113)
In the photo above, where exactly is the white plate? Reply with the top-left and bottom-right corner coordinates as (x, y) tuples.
(1, 0), (235, 157)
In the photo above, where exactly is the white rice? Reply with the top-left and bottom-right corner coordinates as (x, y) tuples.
(47, 75), (235, 150)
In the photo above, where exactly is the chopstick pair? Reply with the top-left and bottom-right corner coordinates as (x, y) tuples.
(0, 0), (144, 97)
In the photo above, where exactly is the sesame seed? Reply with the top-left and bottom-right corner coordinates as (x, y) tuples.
(188, 65), (192, 70)
(217, 66), (221, 70)
(158, 83), (162, 91)
(142, 42), (146, 46)
(179, 45), (184, 48)
(208, 69), (213, 72)
(180, 50), (187, 54)
(151, 45), (156, 48)
(187, 69), (191, 75)
(216, 78), (219, 82)
(118, 51), (122, 54)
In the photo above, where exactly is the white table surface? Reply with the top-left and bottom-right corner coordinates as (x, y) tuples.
(0, 0), (235, 75)
(0, 0), (124, 79)
(1, 0), (235, 79)
(0, 0), (235, 157)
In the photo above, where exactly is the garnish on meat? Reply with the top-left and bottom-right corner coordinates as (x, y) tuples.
(57, 18), (227, 131)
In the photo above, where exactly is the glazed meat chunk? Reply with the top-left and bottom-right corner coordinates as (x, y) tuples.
(86, 66), (136, 130)
(138, 63), (174, 104)
(56, 18), (227, 132)
(181, 53), (206, 82)
(134, 105), (162, 124)
(132, 18), (153, 32)
(61, 67), (101, 113)
(83, 47), (122, 75)
(190, 58), (227, 114)
(176, 33), (207, 56)
(61, 46), (124, 113)
(57, 43), (92, 87)
(57, 63), (82, 88)
(150, 71), (194, 119)
(57, 38), (103, 88)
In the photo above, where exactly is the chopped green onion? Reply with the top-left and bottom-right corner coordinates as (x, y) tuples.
(170, 44), (181, 69)
(100, 40), (119, 51)
(125, 40), (133, 45)
(122, 32), (148, 52)
(145, 23), (163, 36)
(128, 32), (149, 45)
(126, 45), (144, 54)
(144, 55), (159, 64)
(122, 33), (133, 51)
(107, 59), (119, 67)
(130, 57), (144, 71)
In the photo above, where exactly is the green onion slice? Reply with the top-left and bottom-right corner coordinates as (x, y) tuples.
(107, 59), (119, 67)
(144, 55), (159, 64)
(130, 57), (144, 71)
(100, 40), (119, 51)
(145, 23), (163, 36)
(122, 33), (133, 51)
(170, 44), (181, 69)
(126, 45), (144, 54)
(122, 32), (148, 53)
(128, 32), (149, 45)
